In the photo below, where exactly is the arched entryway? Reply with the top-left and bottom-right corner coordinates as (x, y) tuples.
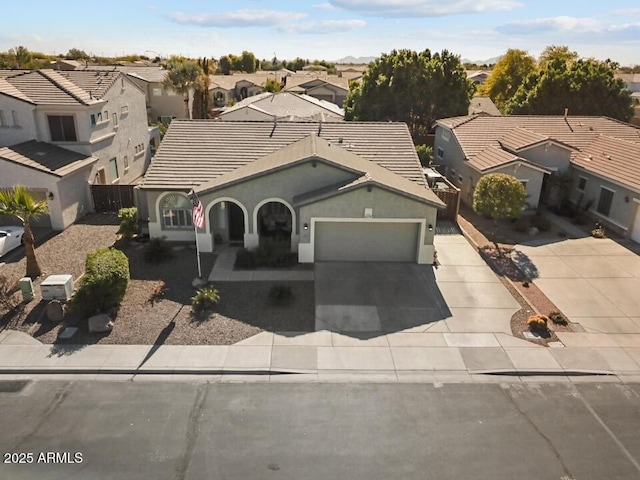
(256, 200), (294, 248)
(206, 198), (249, 247)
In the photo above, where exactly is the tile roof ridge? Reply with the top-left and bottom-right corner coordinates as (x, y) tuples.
(38, 69), (94, 105)
(591, 133), (640, 146)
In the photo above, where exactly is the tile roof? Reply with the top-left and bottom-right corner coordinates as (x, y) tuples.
(572, 136), (640, 193)
(0, 140), (97, 177)
(499, 127), (550, 152)
(468, 96), (501, 116)
(196, 135), (444, 208)
(0, 77), (34, 103)
(437, 115), (640, 159)
(141, 120), (426, 188)
(78, 65), (168, 83)
(284, 75), (351, 90)
(2, 70), (116, 105)
(467, 146), (520, 171)
(219, 92), (344, 119)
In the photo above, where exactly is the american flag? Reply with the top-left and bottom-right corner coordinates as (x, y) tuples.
(188, 189), (205, 230)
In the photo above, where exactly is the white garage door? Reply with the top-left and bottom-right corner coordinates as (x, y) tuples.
(315, 221), (419, 262)
(632, 204), (640, 244)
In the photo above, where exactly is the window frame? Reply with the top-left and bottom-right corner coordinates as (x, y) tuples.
(577, 176), (587, 192)
(437, 147), (444, 159)
(160, 194), (194, 230)
(108, 157), (119, 182)
(596, 186), (615, 217)
(47, 115), (77, 142)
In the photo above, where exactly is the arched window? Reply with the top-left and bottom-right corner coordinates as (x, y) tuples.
(161, 193), (192, 229)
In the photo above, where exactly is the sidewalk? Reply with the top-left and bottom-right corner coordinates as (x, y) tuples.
(1, 329), (639, 383)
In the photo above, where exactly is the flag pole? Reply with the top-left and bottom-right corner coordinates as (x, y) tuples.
(194, 221), (202, 279)
(188, 189), (204, 280)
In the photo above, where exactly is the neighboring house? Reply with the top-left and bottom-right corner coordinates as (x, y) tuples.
(78, 65), (184, 122)
(616, 74), (640, 126)
(209, 73), (286, 107)
(0, 141), (97, 229)
(52, 59), (83, 71)
(137, 120), (445, 263)
(0, 69), (157, 229)
(466, 70), (490, 85)
(283, 76), (350, 107)
(216, 92), (344, 121)
(468, 96), (501, 116)
(434, 114), (640, 241)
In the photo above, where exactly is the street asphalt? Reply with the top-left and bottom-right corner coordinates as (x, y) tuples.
(1, 380), (639, 480)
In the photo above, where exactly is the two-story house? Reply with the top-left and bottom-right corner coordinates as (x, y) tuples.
(0, 69), (157, 230)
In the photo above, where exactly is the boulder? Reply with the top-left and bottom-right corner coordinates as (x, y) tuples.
(527, 226), (539, 236)
(88, 314), (114, 333)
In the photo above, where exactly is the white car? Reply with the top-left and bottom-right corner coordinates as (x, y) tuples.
(0, 226), (25, 257)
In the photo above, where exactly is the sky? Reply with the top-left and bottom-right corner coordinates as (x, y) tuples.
(2, 1), (640, 65)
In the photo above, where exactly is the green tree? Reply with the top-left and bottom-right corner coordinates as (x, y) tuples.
(538, 45), (578, 69)
(192, 57), (211, 119)
(472, 173), (526, 241)
(0, 185), (50, 278)
(217, 55), (232, 75)
(237, 51), (259, 73)
(262, 77), (282, 93)
(481, 49), (536, 112)
(345, 49), (474, 144)
(415, 144), (433, 167)
(66, 48), (89, 60)
(162, 56), (203, 118)
(505, 58), (633, 121)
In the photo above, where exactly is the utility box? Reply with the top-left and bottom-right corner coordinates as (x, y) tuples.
(18, 277), (34, 302)
(40, 274), (74, 301)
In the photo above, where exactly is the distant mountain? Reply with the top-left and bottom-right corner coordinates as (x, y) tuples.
(462, 56), (501, 66)
(335, 56), (378, 64)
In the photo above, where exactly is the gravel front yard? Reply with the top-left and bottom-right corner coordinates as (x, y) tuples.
(2, 218), (315, 345)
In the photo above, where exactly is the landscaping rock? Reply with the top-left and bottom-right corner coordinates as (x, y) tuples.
(527, 226), (539, 236)
(88, 314), (114, 333)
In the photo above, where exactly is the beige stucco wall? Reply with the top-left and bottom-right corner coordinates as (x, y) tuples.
(492, 163), (545, 210)
(219, 107), (273, 121)
(141, 158), (439, 261)
(0, 95), (37, 146)
(298, 186), (438, 263)
(148, 81), (186, 120)
(0, 160), (94, 231)
(518, 143), (572, 173)
(570, 167), (640, 236)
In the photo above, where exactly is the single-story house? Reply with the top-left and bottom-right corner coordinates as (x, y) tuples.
(136, 120), (445, 263)
(217, 92), (344, 121)
(434, 114), (640, 241)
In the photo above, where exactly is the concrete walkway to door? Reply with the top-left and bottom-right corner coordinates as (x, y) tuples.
(314, 231), (520, 335)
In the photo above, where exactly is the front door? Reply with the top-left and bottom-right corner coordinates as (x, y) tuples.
(228, 203), (244, 242)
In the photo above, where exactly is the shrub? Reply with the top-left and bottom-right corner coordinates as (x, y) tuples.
(191, 287), (220, 313)
(268, 284), (293, 305)
(234, 246), (297, 269)
(549, 311), (568, 325)
(0, 276), (19, 311)
(591, 226), (606, 238)
(148, 280), (168, 305)
(531, 215), (551, 231)
(73, 248), (130, 318)
(144, 236), (173, 263)
(527, 314), (549, 332)
(513, 216), (532, 233)
(117, 207), (138, 241)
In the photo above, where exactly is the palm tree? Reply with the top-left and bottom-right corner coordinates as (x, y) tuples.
(162, 56), (203, 119)
(0, 185), (49, 278)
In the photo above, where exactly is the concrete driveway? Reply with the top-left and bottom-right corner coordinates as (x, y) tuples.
(315, 233), (520, 335)
(513, 236), (640, 333)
